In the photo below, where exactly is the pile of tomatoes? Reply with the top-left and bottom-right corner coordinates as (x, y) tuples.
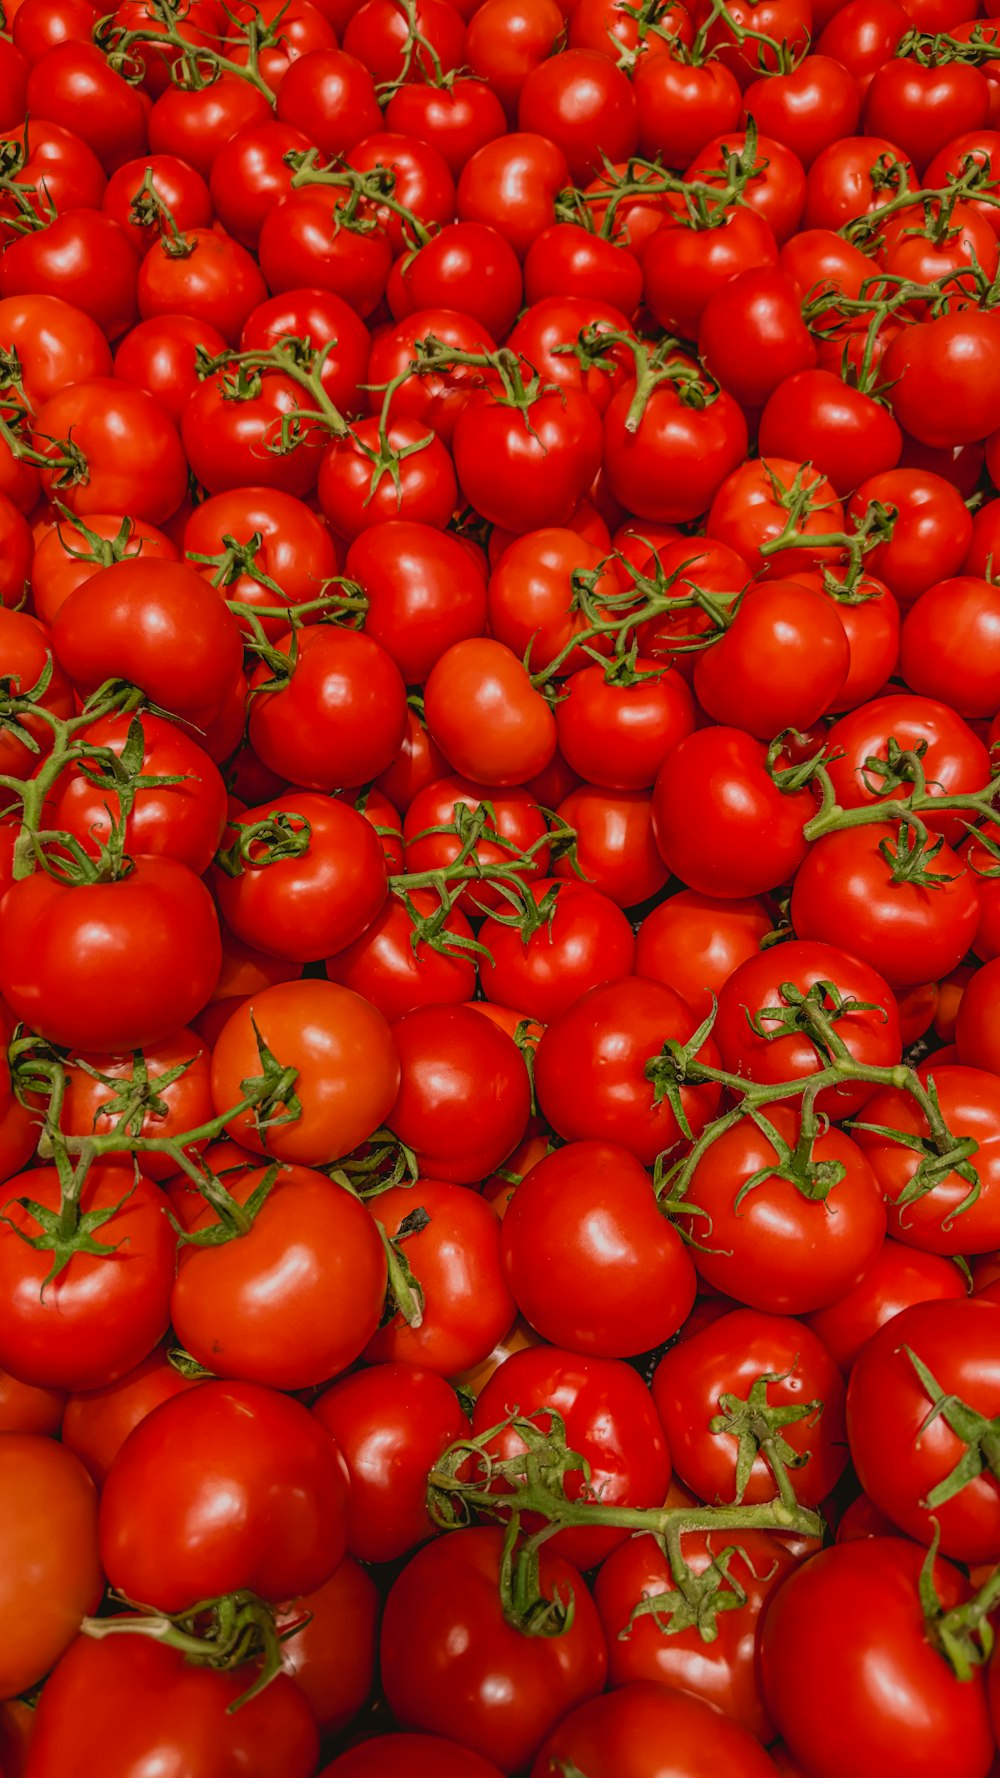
(7, 0), (1000, 1773)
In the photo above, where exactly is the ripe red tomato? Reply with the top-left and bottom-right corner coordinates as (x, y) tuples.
(99, 1379), (350, 1611)
(653, 727), (814, 898)
(0, 1435), (103, 1700)
(853, 1064), (1000, 1256)
(760, 1539), (994, 1778)
(823, 694), (991, 846)
(501, 1139), (697, 1356)
(277, 1556), (379, 1739)
(653, 1308), (848, 1506)
(805, 1238), (966, 1375)
(479, 879), (636, 1020)
(324, 1735), (507, 1778)
(61, 1342), (199, 1484)
(380, 1526), (608, 1773)
(312, 1361), (467, 1562)
(530, 1682), (781, 1778)
(210, 978), (400, 1164)
(387, 1003), (530, 1182)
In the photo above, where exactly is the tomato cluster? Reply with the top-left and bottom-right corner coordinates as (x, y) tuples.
(6, 0), (1000, 1773)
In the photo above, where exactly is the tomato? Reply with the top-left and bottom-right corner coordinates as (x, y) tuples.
(864, 54), (990, 172)
(23, 1632), (320, 1778)
(248, 625), (407, 791)
(601, 359), (748, 526)
(594, 1532), (797, 1741)
(317, 414), (457, 537)
(885, 311), (1000, 450)
(759, 369), (902, 498)
(0, 291), (111, 409)
(0, 857), (222, 1052)
(478, 879), (635, 1021)
(402, 774), (549, 914)
(313, 1360), (467, 1561)
(501, 1139), (697, 1356)
(643, 205), (779, 340)
(112, 313), (228, 425)
(240, 289), (370, 417)
(55, 1027), (212, 1184)
(853, 1063), (1000, 1256)
(693, 579), (849, 736)
(345, 519), (487, 682)
(791, 824), (980, 991)
(61, 1342), (198, 1484)
(364, 1177), (517, 1373)
(517, 48), (637, 182)
(471, 1346), (671, 1569)
(0, 608), (75, 780)
(277, 1556), (379, 1738)
(0, 1367), (64, 1436)
(699, 266), (817, 410)
(452, 385), (603, 534)
(0, 1163), (175, 1391)
(707, 456), (844, 580)
(388, 221), (523, 338)
(653, 1309), (848, 1506)
(326, 887), (478, 1021)
(714, 940), (901, 1116)
(652, 727), (814, 898)
(323, 1736), (507, 1778)
(182, 362), (325, 498)
(901, 578), (1000, 720)
(422, 637), (555, 786)
(44, 713), (227, 876)
(212, 792), (389, 963)
(456, 131), (568, 259)
(227, 0), (339, 90)
(487, 526), (620, 676)
(759, 1539), (994, 1778)
(387, 1003), (530, 1181)
(849, 468), (973, 610)
(553, 785), (669, 906)
(824, 694), (990, 846)
(102, 151), (214, 253)
(530, 1682), (781, 1778)
(210, 978), (400, 1164)
(534, 975), (722, 1165)
(99, 1378), (349, 1610)
(386, 79), (507, 176)
(0, 1435), (102, 1701)
(635, 891), (772, 1020)
(172, 1163), (387, 1388)
(147, 74), (271, 177)
(847, 1297), (1000, 1561)
(956, 956), (1000, 1070)
(678, 1105), (887, 1314)
(52, 555), (242, 722)
(381, 1526), (607, 1774)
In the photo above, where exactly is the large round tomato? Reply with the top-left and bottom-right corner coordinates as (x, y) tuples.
(387, 1003), (530, 1182)
(530, 1682), (781, 1778)
(61, 1342), (199, 1485)
(380, 1526), (607, 1774)
(759, 1539), (994, 1778)
(805, 1238), (966, 1375)
(847, 1297), (1000, 1562)
(478, 879), (636, 1021)
(653, 728), (815, 897)
(99, 1379), (350, 1611)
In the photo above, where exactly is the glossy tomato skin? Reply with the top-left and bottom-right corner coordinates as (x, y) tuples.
(652, 728), (814, 898)
(423, 636), (558, 787)
(322, 1735), (507, 1778)
(212, 793), (389, 964)
(452, 386), (603, 534)
(277, 1556), (379, 1739)
(900, 577), (1000, 720)
(530, 1682), (781, 1778)
(679, 1107), (887, 1315)
(172, 1165), (387, 1389)
(713, 939), (901, 1117)
(312, 1360), (467, 1561)
(0, 1367), (65, 1436)
(0, 857), (222, 1052)
(248, 625), (408, 791)
(380, 1526), (608, 1774)
(57, 1028), (213, 1183)
(479, 879), (636, 1021)
(501, 1140), (697, 1356)
(823, 695), (991, 847)
(210, 978), (400, 1165)
(853, 1064), (1000, 1256)
(791, 824), (980, 991)
(387, 1004), (531, 1182)
(805, 1239), (966, 1375)
(99, 1379), (350, 1612)
(61, 1341), (199, 1485)
(534, 976), (722, 1165)
(847, 1298), (1000, 1562)
(635, 891), (772, 1020)
(345, 519), (488, 682)
(326, 886), (478, 1022)
(471, 1346), (671, 1569)
(364, 1178), (516, 1374)
(0, 1435), (103, 1702)
(692, 578), (849, 736)
(24, 1632), (320, 1778)
(0, 1164), (176, 1392)
(594, 1529), (797, 1741)
(760, 1539), (994, 1778)
(652, 1309), (848, 1506)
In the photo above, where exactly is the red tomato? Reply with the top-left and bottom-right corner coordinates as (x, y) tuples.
(824, 694), (990, 846)
(501, 1139), (697, 1356)
(0, 1435), (102, 1701)
(61, 1342), (198, 1485)
(99, 1379), (350, 1611)
(381, 1527), (607, 1774)
(760, 1539), (994, 1778)
(210, 978), (400, 1164)
(635, 891), (772, 1020)
(478, 879), (636, 1021)
(849, 469), (973, 609)
(313, 1361), (467, 1561)
(807, 1239), (967, 1376)
(345, 519), (488, 682)
(553, 784), (670, 907)
(24, 1632), (319, 1778)
(653, 1308), (848, 1505)
(0, 1164), (175, 1391)
(530, 1682), (781, 1778)
(248, 625), (407, 791)
(901, 577), (1000, 720)
(387, 1003), (531, 1182)
(653, 727), (814, 898)
(364, 1177), (516, 1374)
(693, 579), (849, 735)
(323, 1736), (506, 1778)
(471, 1346), (671, 1568)
(277, 1556), (379, 1739)
(57, 1027), (213, 1182)
(853, 1063), (1000, 1256)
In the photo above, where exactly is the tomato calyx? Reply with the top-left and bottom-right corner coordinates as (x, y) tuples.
(0, 1150), (139, 1289)
(757, 477), (894, 588)
(128, 165), (197, 258)
(215, 810), (313, 876)
(895, 25), (1000, 67)
(96, 0), (277, 99)
(0, 406), (89, 488)
(81, 1589), (289, 1708)
(709, 1369), (824, 1506)
(390, 796), (576, 901)
(374, 1203), (431, 1329)
(325, 1124), (420, 1199)
(920, 1526), (1000, 1680)
(286, 146), (435, 250)
(427, 1406), (825, 1639)
(903, 1344), (1000, 1511)
(0, 132), (56, 239)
